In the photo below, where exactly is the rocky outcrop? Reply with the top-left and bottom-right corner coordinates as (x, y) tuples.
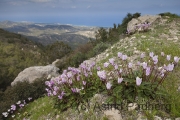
(127, 15), (161, 34)
(11, 65), (59, 86)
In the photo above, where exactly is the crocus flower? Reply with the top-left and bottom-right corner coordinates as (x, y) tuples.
(145, 67), (151, 76)
(77, 75), (80, 81)
(109, 58), (115, 65)
(167, 55), (171, 61)
(104, 62), (109, 68)
(174, 56), (179, 63)
(119, 68), (123, 73)
(166, 63), (174, 71)
(140, 53), (145, 58)
(106, 82), (112, 90)
(58, 91), (65, 99)
(118, 52), (123, 58)
(82, 81), (86, 85)
(118, 77), (123, 84)
(114, 64), (118, 70)
(136, 77), (142, 86)
(122, 55), (127, 60)
(97, 66), (101, 71)
(142, 62), (147, 69)
(19, 104), (24, 108)
(53, 91), (57, 95)
(67, 72), (73, 78)
(97, 70), (106, 80)
(153, 55), (158, 64)
(149, 52), (154, 58)
(11, 105), (16, 111)
(128, 62), (133, 68)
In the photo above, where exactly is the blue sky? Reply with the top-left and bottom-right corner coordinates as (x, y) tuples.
(0, 0), (180, 27)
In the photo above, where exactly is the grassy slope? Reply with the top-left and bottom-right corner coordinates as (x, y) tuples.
(10, 17), (180, 119)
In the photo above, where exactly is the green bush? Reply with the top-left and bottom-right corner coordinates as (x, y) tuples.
(93, 42), (110, 55)
(159, 12), (180, 18)
(0, 78), (47, 119)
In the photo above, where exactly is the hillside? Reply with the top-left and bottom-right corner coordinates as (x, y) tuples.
(0, 21), (98, 48)
(2, 13), (180, 120)
(0, 28), (48, 90)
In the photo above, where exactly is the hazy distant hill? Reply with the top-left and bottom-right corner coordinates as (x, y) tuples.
(0, 21), (98, 48)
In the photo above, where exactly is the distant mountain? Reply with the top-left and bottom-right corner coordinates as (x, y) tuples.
(0, 21), (98, 48)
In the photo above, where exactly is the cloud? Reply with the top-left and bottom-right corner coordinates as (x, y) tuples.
(71, 6), (76, 9)
(87, 5), (91, 9)
(29, 0), (54, 3)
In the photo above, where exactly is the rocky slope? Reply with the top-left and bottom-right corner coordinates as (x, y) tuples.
(9, 14), (180, 120)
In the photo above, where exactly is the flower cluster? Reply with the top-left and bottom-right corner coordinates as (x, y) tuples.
(45, 62), (96, 99)
(2, 97), (32, 118)
(46, 51), (179, 109)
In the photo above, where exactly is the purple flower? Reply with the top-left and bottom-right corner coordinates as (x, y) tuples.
(84, 72), (88, 77)
(152, 55), (158, 64)
(118, 52), (123, 58)
(71, 88), (81, 93)
(104, 62), (110, 68)
(137, 61), (141, 66)
(53, 86), (59, 92)
(53, 91), (57, 95)
(118, 77), (123, 84)
(11, 105), (16, 111)
(136, 77), (142, 86)
(145, 67), (151, 76)
(114, 64), (118, 70)
(58, 95), (63, 99)
(71, 88), (76, 93)
(174, 56), (179, 63)
(106, 82), (112, 90)
(109, 58), (115, 65)
(119, 68), (123, 73)
(142, 62), (147, 69)
(82, 81), (86, 85)
(58, 91), (65, 99)
(166, 63), (174, 71)
(149, 52), (154, 58)
(19, 104), (24, 108)
(67, 72), (73, 78)
(140, 53), (145, 58)
(97, 66), (101, 71)
(122, 55), (127, 60)
(128, 62), (133, 68)
(77, 75), (80, 81)
(167, 55), (171, 61)
(45, 81), (52, 87)
(68, 79), (72, 84)
(97, 70), (106, 80)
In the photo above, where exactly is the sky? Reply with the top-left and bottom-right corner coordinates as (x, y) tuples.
(0, 0), (180, 27)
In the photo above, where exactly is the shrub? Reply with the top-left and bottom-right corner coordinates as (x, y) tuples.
(0, 78), (47, 119)
(93, 42), (110, 55)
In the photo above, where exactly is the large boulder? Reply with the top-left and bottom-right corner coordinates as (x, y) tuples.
(11, 65), (59, 86)
(127, 15), (161, 34)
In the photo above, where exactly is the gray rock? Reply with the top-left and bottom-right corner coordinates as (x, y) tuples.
(11, 65), (59, 86)
(127, 15), (161, 34)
